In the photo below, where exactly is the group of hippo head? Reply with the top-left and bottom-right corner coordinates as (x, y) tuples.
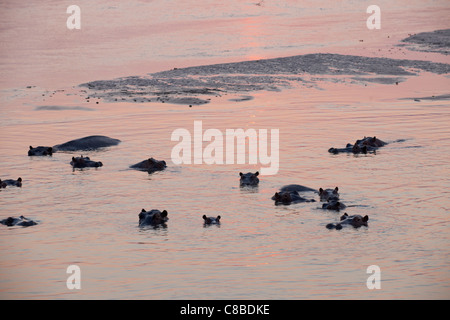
(28, 135), (167, 174)
(137, 209), (221, 228)
(1, 215), (37, 227)
(328, 136), (387, 154)
(271, 184), (317, 205)
(319, 187), (347, 211)
(5, 135), (377, 230)
(268, 183), (367, 230)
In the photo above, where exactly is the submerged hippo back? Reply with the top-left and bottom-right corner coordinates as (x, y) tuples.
(279, 184), (317, 193)
(54, 135), (121, 151)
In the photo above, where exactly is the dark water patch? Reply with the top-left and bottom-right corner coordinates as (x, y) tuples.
(400, 93), (450, 102)
(35, 105), (95, 111)
(400, 29), (450, 55)
(229, 95), (254, 102)
(351, 76), (406, 85)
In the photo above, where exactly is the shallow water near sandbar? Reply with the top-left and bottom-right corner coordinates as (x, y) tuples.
(0, 0), (449, 300)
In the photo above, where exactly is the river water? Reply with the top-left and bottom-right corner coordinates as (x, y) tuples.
(0, 0), (449, 299)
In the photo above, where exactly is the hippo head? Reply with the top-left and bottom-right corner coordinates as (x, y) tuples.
(16, 177), (22, 187)
(352, 142), (368, 154)
(272, 191), (294, 205)
(203, 215), (221, 225)
(319, 187), (339, 201)
(147, 158), (167, 173)
(340, 213), (369, 227)
(0, 180), (5, 188)
(2, 217), (16, 226)
(360, 136), (384, 147)
(28, 146), (53, 156)
(239, 171), (259, 186)
(322, 200), (345, 211)
(139, 209), (168, 226)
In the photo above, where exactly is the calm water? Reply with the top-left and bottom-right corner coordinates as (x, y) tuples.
(0, 0), (449, 299)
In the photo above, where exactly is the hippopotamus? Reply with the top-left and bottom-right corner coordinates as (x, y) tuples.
(1, 216), (37, 227)
(130, 158), (167, 173)
(278, 184), (317, 193)
(322, 199), (346, 211)
(0, 177), (22, 188)
(272, 184), (316, 205)
(28, 146), (53, 156)
(70, 156), (103, 168)
(138, 209), (168, 227)
(239, 172), (259, 187)
(54, 135), (121, 151)
(326, 213), (369, 230)
(328, 136), (386, 154)
(319, 187), (339, 202)
(28, 135), (121, 155)
(203, 215), (221, 225)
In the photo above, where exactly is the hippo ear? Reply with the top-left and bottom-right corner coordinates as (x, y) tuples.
(319, 188), (323, 194)
(161, 210), (168, 217)
(17, 177), (22, 182)
(239, 172), (243, 176)
(72, 157), (75, 160)
(334, 187), (339, 193)
(29, 146), (33, 149)
(363, 215), (369, 222)
(217, 215), (221, 220)
(141, 209), (146, 212)
(255, 171), (259, 176)
(203, 215), (207, 220)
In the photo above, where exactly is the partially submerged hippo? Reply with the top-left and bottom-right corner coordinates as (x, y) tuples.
(319, 187), (339, 202)
(272, 184), (316, 205)
(0, 177), (22, 188)
(203, 215), (221, 225)
(1, 216), (37, 227)
(322, 200), (346, 211)
(54, 135), (121, 151)
(326, 213), (369, 230)
(28, 146), (53, 156)
(239, 172), (259, 187)
(70, 156), (103, 168)
(138, 209), (168, 227)
(28, 135), (120, 155)
(328, 136), (387, 154)
(130, 158), (167, 174)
